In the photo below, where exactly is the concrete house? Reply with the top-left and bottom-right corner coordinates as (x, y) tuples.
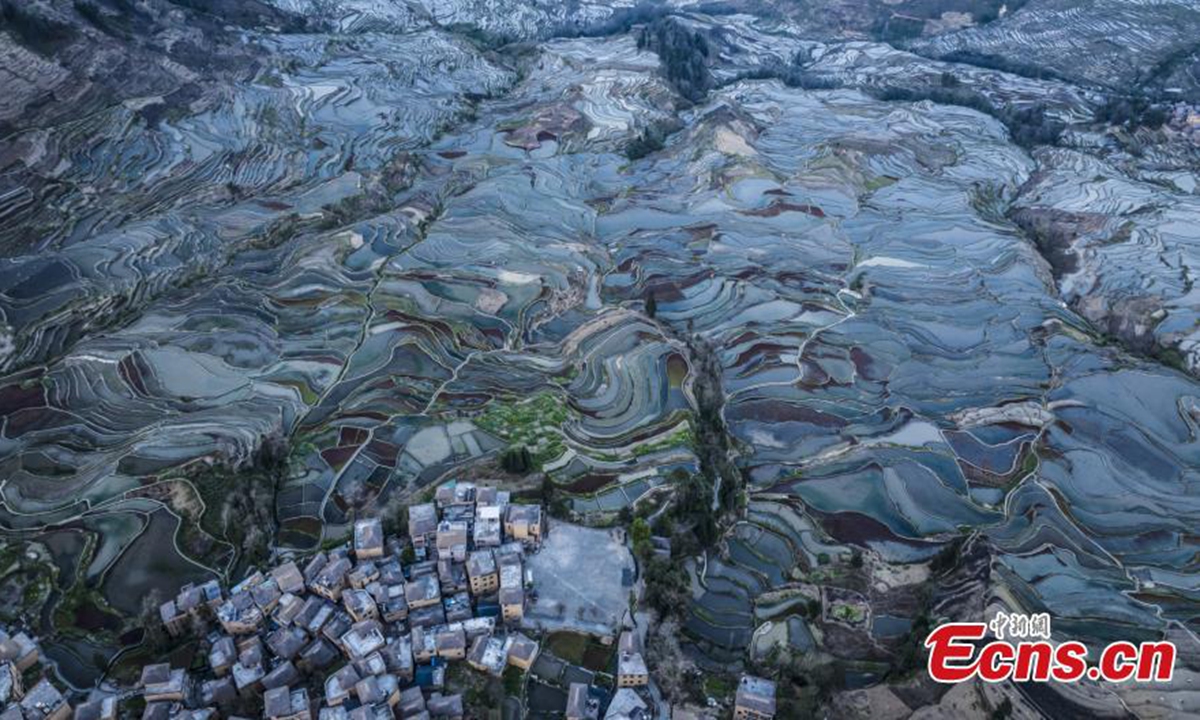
(504, 504), (542, 546)
(466, 551), (498, 596)
(616, 651), (648, 688)
(342, 590), (378, 623)
(251, 579), (283, 614)
(499, 586), (524, 623)
(411, 626), (436, 664)
(274, 593), (305, 627)
(72, 696), (117, 720)
(340, 621), (385, 661)
(200, 677), (237, 708)
(194, 579), (224, 612)
(267, 627), (308, 662)
(324, 665), (359, 707)
(262, 661), (300, 691)
(434, 626), (467, 661)
(232, 660), (265, 697)
(298, 639), (339, 674)
(404, 575), (442, 610)
(427, 692), (463, 719)
(353, 519), (384, 561)
(409, 604), (446, 629)
(264, 686), (311, 720)
(604, 688), (648, 720)
(311, 558), (352, 602)
(0, 633), (39, 673)
(466, 636), (507, 677)
(270, 562), (306, 595)
(407, 504), (438, 549)
(208, 635), (237, 676)
(381, 636), (413, 682)
(398, 687), (425, 718)
(473, 505), (502, 548)
(159, 600), (188, 638)
(461, 617), (495, 641)
(733, 675), (776, 720)
(498, 559), (524, 623)
(302, 553), (329, 585)
(19, 679), (70, 720)
(0, 662), (19, 709)
(346, 562), (379, 591)
(435, 520), (469, 563)
(506, 634), (539, 672)
(140, 664), (189, 703)
(437, 559), (469, 596)
(436, 481), (477, 508)
(566, 682), (599, 720)
(380, 584), (409, 623)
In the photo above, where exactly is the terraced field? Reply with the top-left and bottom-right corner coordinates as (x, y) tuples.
(2, 0), (1200, 715)
(911, 0), (1200, 98)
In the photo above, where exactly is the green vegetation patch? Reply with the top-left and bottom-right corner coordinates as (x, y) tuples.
(475, 392), (569, 467)
(704, 675), (733, 698)
(632, 422), (694, 457)
(545, 631), (588, 665)
(544, 631), (615, 673)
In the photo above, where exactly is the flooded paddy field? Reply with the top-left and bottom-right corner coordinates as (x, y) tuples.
(2, 0), (1199, 714)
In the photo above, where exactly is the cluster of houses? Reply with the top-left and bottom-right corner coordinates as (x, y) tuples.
(1169, 103), (1200, 144)
(1, 478), (778, 720)
(560, 653), (775, 720)
(151, 483), (546, 719)
(557, 629), (650, 720)
(0, 628), (75, 720)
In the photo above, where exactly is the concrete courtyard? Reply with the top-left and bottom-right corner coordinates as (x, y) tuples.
(523, 519), (636, 639)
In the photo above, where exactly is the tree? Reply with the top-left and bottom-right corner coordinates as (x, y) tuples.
(636, 18), (713, 102)
(501, 445), (533, 473)
(631, 517), (652, 544)
(693, 513), (718, 546)
(631, 517), (653, 559)
(626, 126), (666, 160)
(549, 496), (571, 519)
(892, 614), (931, 676)
(646, 618), (688, 700)
(643, 556), (689, 616)
(502, 667), (524, 697)
(652, 513), (674, 538)
(139, 590), (168, 652)
(807, 598), (821, 619)
(929, 537), (964, 575)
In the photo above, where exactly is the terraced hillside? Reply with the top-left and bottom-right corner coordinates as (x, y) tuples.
(1, 0), (1199, 716)
(910, 0), (1200, 99)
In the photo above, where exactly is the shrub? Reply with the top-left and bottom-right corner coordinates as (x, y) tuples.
(1, 1), (77, 55)
(637, 17), (712, 102)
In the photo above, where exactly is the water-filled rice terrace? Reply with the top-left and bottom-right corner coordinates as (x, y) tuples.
(2, 1), (1199, 711)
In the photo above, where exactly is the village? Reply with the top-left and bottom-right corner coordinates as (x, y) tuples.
(0, 481), (776, 720)
(1168, 101), (1200, 145)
